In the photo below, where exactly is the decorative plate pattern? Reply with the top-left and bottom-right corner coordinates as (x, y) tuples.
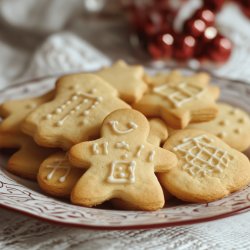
(0, 70), (250, 229)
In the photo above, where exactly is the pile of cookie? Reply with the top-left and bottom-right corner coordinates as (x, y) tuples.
(1, 60), (250, 211)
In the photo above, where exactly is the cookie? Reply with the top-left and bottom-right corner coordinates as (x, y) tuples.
(133, 70), (219, 129)
(37, 117), (169, 200)
(0, 133), (55, 179)
(111, 118), (170, 210)
(158, 129), (250, 203)
(38, 152), (83, 197)
(69, 109), (178, 210)
(147, 118), (168, 146)
(186, 103), (250, 152)
(22, 74), (130, 150)
(0, 91), (54, 134)
(96, 60), (148, 103)
(0, 91), (55, 179)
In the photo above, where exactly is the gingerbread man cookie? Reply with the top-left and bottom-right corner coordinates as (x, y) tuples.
(69, 109), (177, 210)
(187, 103), (250, 152)
(96, 60), (148, 103)
(37, 117), (169, 200)
(158, 129), (250, 203)
(112, 118), (171, 210)
(22, 74), (130, 149)
(133, 71), (219, 129)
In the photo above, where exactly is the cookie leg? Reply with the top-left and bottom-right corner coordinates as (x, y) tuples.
(71, 168), (113, 207)
(118, 176), (165, 211)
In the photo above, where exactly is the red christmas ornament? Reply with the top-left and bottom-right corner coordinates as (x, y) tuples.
(238, 0), (250, 18)
(173, 35), (196, 60)
(124, 0), (238, 64)
(148, 43), (163, 59)
(207, 34), (233, 62)
(193, 8), (215, 26)
(183, 18), (206, 37)
(203, 0), (225, 12)
(202, 26), (218, 42)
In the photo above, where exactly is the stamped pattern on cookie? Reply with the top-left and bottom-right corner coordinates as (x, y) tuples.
(22, 74), (130, 149)
(133, 71), (218, 129)
(92, 142), (109, 155)
(153, 82), (204, 108)
(187, 103), (250, 151)
(44, 91), (103, 127)
(174, 135), (234, 177)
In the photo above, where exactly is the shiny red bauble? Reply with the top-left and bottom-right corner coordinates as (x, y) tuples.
(124, 0), (236, 64)
(148, 32), (174, 59)
(238, 0), (250, 18)
(193, 8), (215, 26)
(183, 18), (206, 37)
(173, 35), (196, 60)
(207, 34), (233, 62)
(202, 26), (218, 42)
(203, 0), (225, 12)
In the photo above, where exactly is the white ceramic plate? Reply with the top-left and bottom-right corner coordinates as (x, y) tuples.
(0, 70), (250, 229)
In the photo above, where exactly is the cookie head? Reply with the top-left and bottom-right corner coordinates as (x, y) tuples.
(101, 109), (150, 140)
(158, 129), (250, 203)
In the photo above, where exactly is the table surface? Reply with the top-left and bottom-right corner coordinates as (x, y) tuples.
(0, 1), (250, 249)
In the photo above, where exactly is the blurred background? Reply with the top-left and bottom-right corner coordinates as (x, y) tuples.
(0, 0), (250, 90)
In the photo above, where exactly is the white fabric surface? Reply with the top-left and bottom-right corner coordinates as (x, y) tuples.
(0, 1), (250, 249)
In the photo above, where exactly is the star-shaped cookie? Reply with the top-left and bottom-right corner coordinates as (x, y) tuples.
(0, 133), (55, 179)
(96, 60), (148, 103)
(22, 74), (130, 150)
(133, 71), (219, 129)
(0, 91), (54, 133)
(69, 109), (177, 211)
(0, 91), (55, 179)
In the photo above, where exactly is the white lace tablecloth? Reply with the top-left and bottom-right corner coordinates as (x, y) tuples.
(0, 1), (250, 249)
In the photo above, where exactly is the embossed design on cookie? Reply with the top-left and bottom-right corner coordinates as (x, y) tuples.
(107, 160), (136, 184)
(44, 91), (103, 127)
(153, 82), (204, 108)
(148, 150), (156, 162)
(92, 142), (109, 155)
(174, 135), (233, 177)
(109, 120), (138, 134)
(46, 159), (71, 183)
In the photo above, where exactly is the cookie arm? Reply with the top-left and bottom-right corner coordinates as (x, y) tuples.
(68, 138), (107, 169)
(154, 147), (178, 172)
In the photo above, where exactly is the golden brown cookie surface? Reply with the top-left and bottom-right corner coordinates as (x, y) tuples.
(69, 109), (178, 211)
(133, 71), (219, 129)
(22, 74), (130, 150)
(187, 103), (250, 151)
(97, 60), (147, 103)
(159, 129), (250, 203)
